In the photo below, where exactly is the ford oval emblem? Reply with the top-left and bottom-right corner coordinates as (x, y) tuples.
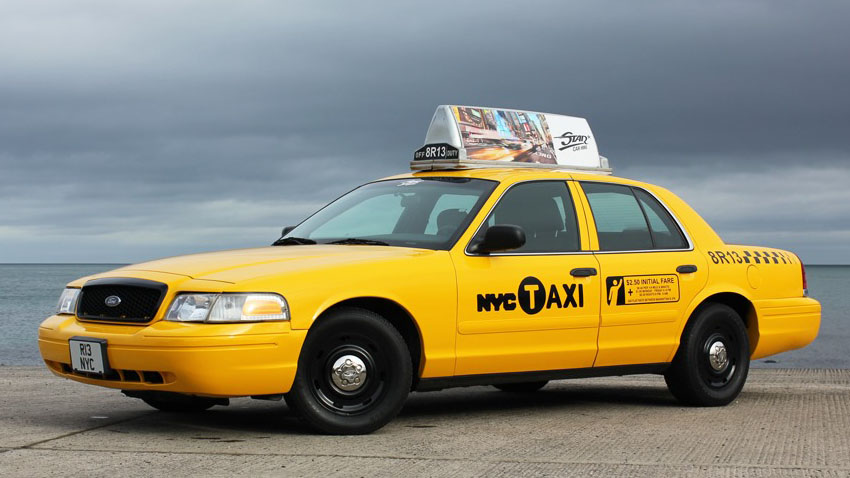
(105, 295), (122, 307)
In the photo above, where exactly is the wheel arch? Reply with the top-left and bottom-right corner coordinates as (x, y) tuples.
(674, 288), (759, 359)
(316, 297), (424, 389)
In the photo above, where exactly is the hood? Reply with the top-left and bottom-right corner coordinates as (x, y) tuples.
(114, 245), (437, 283)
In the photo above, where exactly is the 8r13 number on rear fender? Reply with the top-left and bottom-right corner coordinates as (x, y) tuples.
(665, 303), (750, 406)
(285, 307), (412, 434)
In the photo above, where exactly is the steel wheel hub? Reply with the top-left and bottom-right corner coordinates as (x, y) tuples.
(708, 340), (729, 371)
(330, 354), (367, 392)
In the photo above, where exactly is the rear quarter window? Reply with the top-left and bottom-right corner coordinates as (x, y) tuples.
(633, 188), (688, 249)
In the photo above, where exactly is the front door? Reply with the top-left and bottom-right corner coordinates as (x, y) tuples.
(578, 181), (708, 367)
(452, 180), (601, 376)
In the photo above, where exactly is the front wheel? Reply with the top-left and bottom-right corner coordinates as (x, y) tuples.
(285, 307), (412, 434)
(664, 303), (750, 406)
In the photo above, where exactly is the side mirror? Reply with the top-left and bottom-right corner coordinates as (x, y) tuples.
(469, 224), (526, 254)
(281, 225), (296, 236)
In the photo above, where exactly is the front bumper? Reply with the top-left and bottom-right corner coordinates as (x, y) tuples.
(38, 315), (307, 397)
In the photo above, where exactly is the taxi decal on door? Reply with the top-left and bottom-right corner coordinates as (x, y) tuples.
(477, 276), (585, 313)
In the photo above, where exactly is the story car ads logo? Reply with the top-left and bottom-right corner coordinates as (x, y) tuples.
(555, 131), (590, 152)
(477, 276), (584, 314)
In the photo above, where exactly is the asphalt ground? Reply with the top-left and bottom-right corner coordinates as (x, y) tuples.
(1, 367), (848, 477)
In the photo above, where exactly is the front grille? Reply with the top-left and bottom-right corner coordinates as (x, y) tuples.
(77, 278), (168, 323)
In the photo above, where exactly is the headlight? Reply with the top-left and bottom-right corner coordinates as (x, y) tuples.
(56, 288), (80, 315)
(165, 293), (289, 323)
(166, 293), (217, 322)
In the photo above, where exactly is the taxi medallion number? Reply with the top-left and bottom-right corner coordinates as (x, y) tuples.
(69, 338), (108, 375)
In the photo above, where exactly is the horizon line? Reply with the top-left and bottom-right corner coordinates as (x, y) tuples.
(1, 262), (849, 266)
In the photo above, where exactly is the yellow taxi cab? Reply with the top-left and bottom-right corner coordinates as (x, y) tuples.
(38, 106), (821, 434)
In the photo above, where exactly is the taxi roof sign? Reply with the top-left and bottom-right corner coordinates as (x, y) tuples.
(412, 105), (611, 174)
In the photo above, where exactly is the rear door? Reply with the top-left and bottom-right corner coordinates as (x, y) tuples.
(577, 181), (708, 367)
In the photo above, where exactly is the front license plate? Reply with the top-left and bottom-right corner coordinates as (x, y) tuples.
(69, 337), (109, 375)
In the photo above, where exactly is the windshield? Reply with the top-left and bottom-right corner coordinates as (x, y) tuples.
(282, 177), (497, 250)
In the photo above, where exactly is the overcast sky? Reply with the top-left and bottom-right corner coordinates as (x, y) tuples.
(1, 1), (848, 263)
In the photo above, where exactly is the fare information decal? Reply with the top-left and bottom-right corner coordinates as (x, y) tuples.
(606, 274), (680, 306)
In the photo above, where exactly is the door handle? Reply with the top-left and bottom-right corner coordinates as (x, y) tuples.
(677, 265), (698, 274)
(570, 267), (597, 277)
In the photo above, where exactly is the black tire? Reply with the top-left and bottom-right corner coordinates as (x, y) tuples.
(493, 381), (549, 393)
(285, 307), (412, 434)
(664, 303), (750, 406)
(139, 392), (222, 412)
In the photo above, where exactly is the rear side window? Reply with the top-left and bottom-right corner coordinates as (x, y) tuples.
(581, 183), (652, 251)
(581, 182), (687, 251)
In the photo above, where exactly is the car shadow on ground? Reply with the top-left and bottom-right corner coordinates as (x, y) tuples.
(61, 381), (682, 436)
(401, 381), (679, 418)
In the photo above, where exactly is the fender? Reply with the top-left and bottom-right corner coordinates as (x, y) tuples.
(665, 282), (757, 363)
(310, 290), (412, 324)
(308, 290), (452, 378)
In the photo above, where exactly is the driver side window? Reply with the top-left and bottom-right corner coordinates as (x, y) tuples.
(472, 181), (580, 253)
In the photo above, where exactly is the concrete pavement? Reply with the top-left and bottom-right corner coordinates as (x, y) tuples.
(1, 367), (848, 477)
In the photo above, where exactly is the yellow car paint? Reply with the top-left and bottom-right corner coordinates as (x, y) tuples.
(38, 168), (821, 397)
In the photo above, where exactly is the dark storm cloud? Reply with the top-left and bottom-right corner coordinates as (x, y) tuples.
(1, 0), (848, 262)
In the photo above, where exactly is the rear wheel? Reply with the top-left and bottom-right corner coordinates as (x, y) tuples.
(493, 381), (549, 393)
(285, 307), (412, 434)
(664, 303), (750, 406)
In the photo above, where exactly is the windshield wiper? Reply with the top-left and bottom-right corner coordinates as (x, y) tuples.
(272, 236), (316, 246)
(327, 238), (390, 246)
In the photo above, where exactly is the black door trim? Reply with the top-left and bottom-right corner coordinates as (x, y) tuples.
(415, 363), (670, 392)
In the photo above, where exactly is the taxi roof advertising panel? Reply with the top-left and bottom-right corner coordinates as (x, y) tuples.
(413, 105), (609, 173)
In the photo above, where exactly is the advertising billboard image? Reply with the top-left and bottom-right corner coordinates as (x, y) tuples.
(452, 106), (558, 164)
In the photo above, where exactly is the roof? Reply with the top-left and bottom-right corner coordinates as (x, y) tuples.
(382, 167), (650, 189)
